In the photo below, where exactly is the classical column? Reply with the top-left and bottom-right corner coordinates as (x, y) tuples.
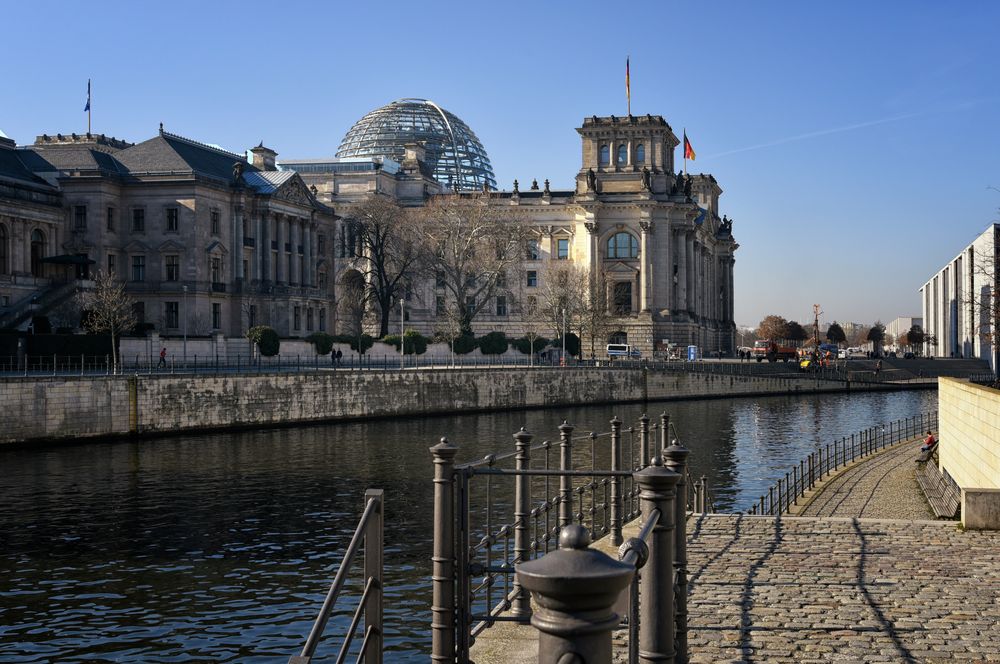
(290, 220), (300, 285)
(234, 206), (244, 280)
(685, 233), (695, 315)
(303, 223), (313, 288)
(275, 214), (286, 284)
(256, 213), (265, 282)
(729, 258), (736, 323)
(639, 219), (653, 312)
(675, 228), (687, 314)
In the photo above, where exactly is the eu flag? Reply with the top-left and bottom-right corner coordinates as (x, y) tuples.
(84, 79), (90, 112)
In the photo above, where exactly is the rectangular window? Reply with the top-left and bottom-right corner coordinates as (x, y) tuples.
(293, 306), (301, 331)
(319, 308), (326, 332)
(131, 255), (145, 282)
(526, 295), (537, 315)
(165, 255), (179, 281)
(435, 271), (445, 289)
(557, 238), (569, 260)
(210, 209), (220, 235)
(496, 295), (507, 316)
(74, 205), (87, 229)
(466, 296), (475, 316)
(436, 295), (446, 315)
(107, 254), (116, 276)
(306, 307), (314, 332)
(318, 272), (327, 290)
(526, 239), (539, 260)
(106, 207), (115, 231)
(211, 257), (221, 283)
(242, 259), (249, 279)
(133, 301), (145, 325)
(166, 207), (179, 232)
(165, 301), (179, 328)
(132, 208), (145, 232)
(212, 302), (222, 329)
(526, 270), (538, 288)
(318, 234), (326, 254)
(248, 305), (256, 328)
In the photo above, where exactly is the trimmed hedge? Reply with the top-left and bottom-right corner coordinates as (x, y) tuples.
(247, 325), (280, 356)
(306, 332), (334, 356)
(381, 330), (429, 355)
(512, 336), (549, 354)
(478, 331), (508, 355)
(330, 333), (375, 354)
(453, 334), (477, 355)
(551, 333), (581, 357)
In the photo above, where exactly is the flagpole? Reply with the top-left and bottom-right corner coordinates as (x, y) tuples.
(683, 127), (686, 175)
(87, 79), (92, 134)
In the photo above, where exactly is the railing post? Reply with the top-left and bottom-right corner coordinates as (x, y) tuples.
(511, 427), (533, 618)
(558, 421), (574, 529)
(639, 413), (650, 469)
(659, 412), (670, 454)
(664, 438), (690, 663)
(430, 438), (458, 664)
(516, 525), (633, 664)
(610, 416), (623, 546)
(364, 489), (383, 664)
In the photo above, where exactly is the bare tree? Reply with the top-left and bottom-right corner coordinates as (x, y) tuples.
(537, 264), (587, 341)
(579, 268), (615, 359)
(347, 195), (424, 337)
(416, 194), (527, 336)
(339, 270), (369, 337)
(757, 315), (790, 343)
(78, 270), (136, 373)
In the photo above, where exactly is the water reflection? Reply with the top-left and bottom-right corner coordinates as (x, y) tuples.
(0, 389), (935, 662)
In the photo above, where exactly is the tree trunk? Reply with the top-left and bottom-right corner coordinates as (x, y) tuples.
(378, 299), (391, 338)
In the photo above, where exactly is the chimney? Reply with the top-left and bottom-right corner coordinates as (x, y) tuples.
(250, 142), (277, 171)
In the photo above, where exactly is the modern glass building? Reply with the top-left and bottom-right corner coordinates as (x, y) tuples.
(336, 98), (497, 191)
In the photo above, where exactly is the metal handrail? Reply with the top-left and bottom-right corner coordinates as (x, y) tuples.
(291, 489), (383, 664)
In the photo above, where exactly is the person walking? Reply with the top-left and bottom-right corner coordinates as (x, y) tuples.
(875, 359), (882, 377)
(335, 349), (343, 366)
(157, 347), (167, 369)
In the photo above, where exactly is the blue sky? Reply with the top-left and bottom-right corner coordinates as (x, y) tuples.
(3, 1), (998, 327)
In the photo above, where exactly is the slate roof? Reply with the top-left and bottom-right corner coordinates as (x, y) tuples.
(113, 132), (256, 181)
(17, 146), (125, 176)
(241, 170), (296, 194)
(0, 144), (57, 189)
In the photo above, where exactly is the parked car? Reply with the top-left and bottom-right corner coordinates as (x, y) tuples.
(903, 351), (915, 359)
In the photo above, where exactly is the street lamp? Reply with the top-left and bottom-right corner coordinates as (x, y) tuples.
(400, 297), (405, 370)
(182, 284), (188, 365)
(561, 307), (567, 366)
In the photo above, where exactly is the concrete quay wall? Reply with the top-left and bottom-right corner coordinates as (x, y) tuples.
(1, 368), (904, 445)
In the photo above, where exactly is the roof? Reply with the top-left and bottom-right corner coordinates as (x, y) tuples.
(241, 170), (296, 194)
(18, 146), (125, 175)
(0, 143), (58, 189)
(113, 131), (255, 181)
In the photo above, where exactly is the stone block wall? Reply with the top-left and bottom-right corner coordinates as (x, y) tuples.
(939, 378), (1000, 490)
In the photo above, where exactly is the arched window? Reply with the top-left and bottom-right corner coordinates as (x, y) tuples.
(617, 144), (627, 165)
(0, 225), (7, 274)
(599, 145), (610, 165)
(30, 229), (45, 277)
(635, 144), (645, 164)
(606, 232), (639, 259)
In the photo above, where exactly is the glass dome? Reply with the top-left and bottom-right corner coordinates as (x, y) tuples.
(336, 98), (497, 191)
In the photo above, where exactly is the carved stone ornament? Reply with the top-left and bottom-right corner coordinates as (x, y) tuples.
(276, 178), (311, 206)
(584, 220), (599, 235)
(639, 220), (654, 233)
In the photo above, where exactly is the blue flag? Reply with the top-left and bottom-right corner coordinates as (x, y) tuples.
(84, 79), (90, 112)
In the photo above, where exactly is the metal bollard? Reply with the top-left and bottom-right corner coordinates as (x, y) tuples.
(558, 421), (574, 529)
(516, 525), (634, 664)
(511, 427), (533, 618)
(639, 413), (650, 470)
(663, 436), (690, 663)
(610, 416), (623, 546)
(430, 438), (458, 664)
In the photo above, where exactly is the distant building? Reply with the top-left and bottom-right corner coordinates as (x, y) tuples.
(920, 224), (999, 369)
(886, 316), (923, 347)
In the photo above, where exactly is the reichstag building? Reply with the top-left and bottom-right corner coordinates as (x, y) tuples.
(0, 98), (737, 355)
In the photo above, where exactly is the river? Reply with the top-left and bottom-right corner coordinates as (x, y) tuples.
(0, 388), (935, 662)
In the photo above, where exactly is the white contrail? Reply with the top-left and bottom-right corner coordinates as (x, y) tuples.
(703, 111), (928, 159)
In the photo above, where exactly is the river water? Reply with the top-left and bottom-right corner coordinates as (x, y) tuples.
(0, 389), (935, 662)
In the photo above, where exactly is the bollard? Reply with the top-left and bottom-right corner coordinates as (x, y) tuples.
(610, 416), (623, 546)
(511, 427), (533, 618)
(430, 438), (458, 664)
(663, 437), (690, 663)
(639, 413), (650, 470)
(659, 412), (670, 454)
(558, 421), (574, 529)
(516, 525), (634, 664)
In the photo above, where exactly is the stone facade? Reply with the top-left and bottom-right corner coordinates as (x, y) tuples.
(292, 114), (738, 356)
(2, 129), (336, 338)
(939, 377), (1000, 528)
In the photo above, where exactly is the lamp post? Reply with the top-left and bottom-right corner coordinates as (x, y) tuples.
(400, 297), (405, 370)
(562, 307), (567, 365)
(182, 284), (188, 365)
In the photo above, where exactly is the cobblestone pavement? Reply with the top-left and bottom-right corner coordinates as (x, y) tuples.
(675, 515), (1000, 663)
(800, 437), (936, 519)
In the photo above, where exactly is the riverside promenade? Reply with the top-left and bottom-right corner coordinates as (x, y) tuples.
(472, 432), (1000, 663)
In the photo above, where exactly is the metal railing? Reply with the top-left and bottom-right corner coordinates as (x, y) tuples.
(969, 373), (998, 387)
(748, 412), (939, 516)
(430, 413), (711, 663)
(290, 489), (383, 664)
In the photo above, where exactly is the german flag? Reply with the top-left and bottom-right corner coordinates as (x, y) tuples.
(683, 131), (696, 161)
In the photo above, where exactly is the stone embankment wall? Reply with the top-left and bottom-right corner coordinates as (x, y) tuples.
(1, 368), (905, 445)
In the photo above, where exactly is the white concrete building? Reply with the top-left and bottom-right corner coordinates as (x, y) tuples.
(920, 224), (999, 369)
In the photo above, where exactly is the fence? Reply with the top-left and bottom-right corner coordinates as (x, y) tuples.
(289, 489), (383, 664)
(747, 412), (939, 516)
(430, 413), (712, 663)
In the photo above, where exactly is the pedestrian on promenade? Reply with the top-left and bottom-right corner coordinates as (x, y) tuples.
(875, 359), (882, 377)
(921, 430), (937, 453)
(335, 349), (343, 366)
(157, 347), (167, 369)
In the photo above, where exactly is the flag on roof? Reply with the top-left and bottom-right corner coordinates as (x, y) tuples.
(84, 79), (91, 113)
(683, 131), (695, 161)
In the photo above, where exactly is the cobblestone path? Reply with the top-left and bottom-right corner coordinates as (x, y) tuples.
(799, 437), (935, 519)
(679, 515), (1000, 663)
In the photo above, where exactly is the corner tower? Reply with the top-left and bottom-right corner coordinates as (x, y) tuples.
(576, 115), (679, 195)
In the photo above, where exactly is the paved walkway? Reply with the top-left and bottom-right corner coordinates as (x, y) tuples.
(798, 436), (936, 519)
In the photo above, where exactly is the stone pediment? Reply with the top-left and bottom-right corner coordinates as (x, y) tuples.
(158, 239), (186, 253)
(205, 240), (229, 255)
(274, 175), (313, 207)
(604, 260), (639, 274)
(123, 240), (151, 253)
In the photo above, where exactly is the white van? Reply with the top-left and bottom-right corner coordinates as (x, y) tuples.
(607, 344), (641, 359)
